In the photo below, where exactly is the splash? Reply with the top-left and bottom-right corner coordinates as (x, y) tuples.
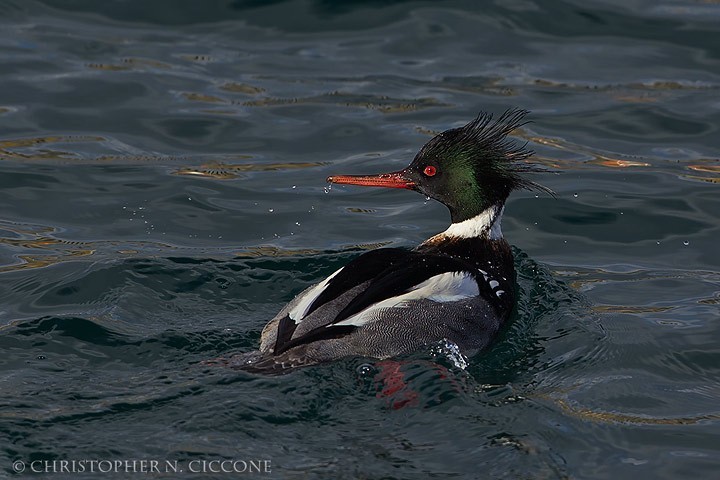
(431, 339), (469, 370)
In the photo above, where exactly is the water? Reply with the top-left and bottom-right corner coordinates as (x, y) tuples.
(1, 0), (719, 478)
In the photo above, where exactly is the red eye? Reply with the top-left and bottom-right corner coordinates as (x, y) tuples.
(423, 165), (437, 177)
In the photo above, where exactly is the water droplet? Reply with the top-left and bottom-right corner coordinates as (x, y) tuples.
(573, 193), (578, 198)
(188, 197), (192, 201)
(295, 222), (300, 226)
(425, 196), (431, 201)
(683, 241), (690, 246)
(323, 184), (332, 194)
(356, 363), (376, 376)
(656, 241), (661, 245)
(36, 355), (46, 360)
(268, 208), (274, 213)
(292, 185), (297, 189)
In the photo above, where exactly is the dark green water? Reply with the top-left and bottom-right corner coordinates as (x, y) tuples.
(1, 0), (719, 478)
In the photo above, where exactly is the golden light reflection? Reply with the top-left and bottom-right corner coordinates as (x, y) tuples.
(181, 92), (228, 103)
(688, 165), (720, 173)
(595, 159), (651, 168)
(0, 220), (186, 274)
(86, 63), (132, 71)
(591, 305), (675, 314)
(220, 82), (265, 94)
(241, 92), (450, 113)
(0, 250), (95, 273)
(550, 396), (719, 426)
(233, 242), (390, 258)
(681, 175), (720, 184)
(514, 129), (652, 170)
(174, 161), (330, 179)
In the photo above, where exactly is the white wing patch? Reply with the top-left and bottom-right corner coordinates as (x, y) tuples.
(288, 267), (344, 323)
(332, 271), (479, 328)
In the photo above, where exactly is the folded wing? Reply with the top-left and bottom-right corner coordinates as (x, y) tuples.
(273, 250), (480, 355)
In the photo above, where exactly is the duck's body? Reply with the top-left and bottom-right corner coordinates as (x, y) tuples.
(234, 109), (548, 373)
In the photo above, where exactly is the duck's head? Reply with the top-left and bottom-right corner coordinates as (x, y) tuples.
(328, 109), (550, 223)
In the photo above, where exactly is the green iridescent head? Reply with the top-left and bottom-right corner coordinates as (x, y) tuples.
(403, 109), (551, 222)
(327, 109), (551, 224)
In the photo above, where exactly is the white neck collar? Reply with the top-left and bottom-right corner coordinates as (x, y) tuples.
(425, 205), (504, 243)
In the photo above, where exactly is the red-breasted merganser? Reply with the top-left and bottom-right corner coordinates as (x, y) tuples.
(233, 109), (550, 373)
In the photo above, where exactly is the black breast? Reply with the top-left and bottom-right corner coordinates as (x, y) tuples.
(415, 236), (516, 316)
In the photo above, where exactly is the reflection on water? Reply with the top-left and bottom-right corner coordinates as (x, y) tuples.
(1, 0), (719, 478)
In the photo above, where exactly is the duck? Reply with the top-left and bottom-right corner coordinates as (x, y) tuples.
(231, 108), (550, 373)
